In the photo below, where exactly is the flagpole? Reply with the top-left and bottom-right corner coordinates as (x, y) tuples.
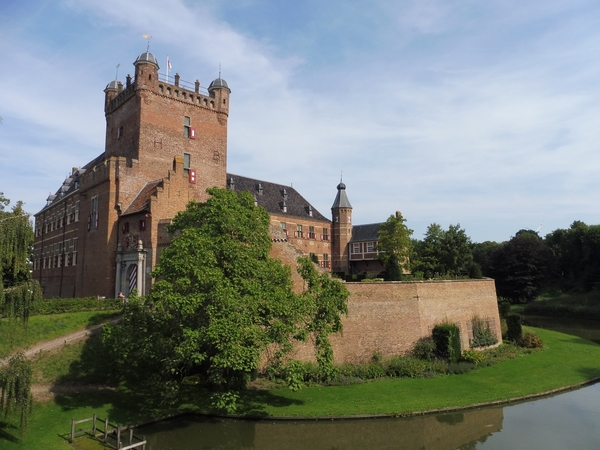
(166, 56), (169, 83)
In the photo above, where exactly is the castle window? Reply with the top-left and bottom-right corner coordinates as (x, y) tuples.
(72, 238), (78, 265)
(139, 219), (146, 231)
(122, 222), (129, 234)
(280, 222), (287, 235)
(366, 242), (375, 253)
(90, 196), (98, 231)
(309, 226), (315, 239)
(352, 243), (360, 254)
(296, 224), (303, 238)
(323, 253), (329, 268)
(118, 126), (123, 139)
(184, 116), (191, 138)
(322, 228), (329, 241)
(75, 201), (80, 222)
(183, 153), (191, 175)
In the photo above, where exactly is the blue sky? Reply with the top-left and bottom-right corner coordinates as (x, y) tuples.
(1, 0), (599, 243)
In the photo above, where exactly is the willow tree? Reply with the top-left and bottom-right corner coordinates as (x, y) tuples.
(0, 192), (38, 429)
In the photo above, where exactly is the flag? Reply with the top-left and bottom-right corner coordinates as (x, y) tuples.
(167, 57), (172, 71)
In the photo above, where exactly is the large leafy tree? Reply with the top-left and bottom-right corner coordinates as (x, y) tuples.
(545, 221), (600, 291)
(104, 188), (348, 411)
(412, 223), (474, 278)
(0, 192), (38, 429)
(376, 213), (413, 280)
(489, 230), (555, 303)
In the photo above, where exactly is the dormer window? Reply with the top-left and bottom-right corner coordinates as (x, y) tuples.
(282, 189), (288, 200)
(257, 183), (263, 195)
(228, 177), (235, 190)
(281, 201), (287, 213)
(308, 205), (313, 217)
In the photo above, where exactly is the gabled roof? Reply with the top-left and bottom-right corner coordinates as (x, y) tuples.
(121, 179), (163, 216)
(226, 173), (330, 222)
(349, 222), (382, 243)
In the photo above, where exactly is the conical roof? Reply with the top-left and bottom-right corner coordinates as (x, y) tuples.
(331, 181), (352, 209)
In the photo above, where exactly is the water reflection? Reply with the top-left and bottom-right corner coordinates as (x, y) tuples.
(140, 384), (600, 450)
(141, 407), (503, 450)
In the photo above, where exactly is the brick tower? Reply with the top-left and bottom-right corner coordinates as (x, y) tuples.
(331, 180), (352, 275)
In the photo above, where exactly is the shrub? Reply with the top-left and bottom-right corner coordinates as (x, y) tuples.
(338, 363), (386, 381)
(519, 331), (544, 349)
(32, 297), (123, 315)
(470, 316), (498, 348)
(432, 322), (461, 363)
(448, 361), (477, 374)
(386, 356), (429, 378)
(497, 300), (511, 319)
(461, 349), (485, 366)
(506, 313), (523, 342)
(411, 337), (436, 361)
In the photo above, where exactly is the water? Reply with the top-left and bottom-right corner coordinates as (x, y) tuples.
(138, 316), (600, 449)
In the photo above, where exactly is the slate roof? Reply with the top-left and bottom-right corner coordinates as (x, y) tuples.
(349, 222), (382, 243)
(37, 152), (106, 214)
(226, 173), (330, 222)
(122, 179), (163, 216)
(331, 181), (352, 209)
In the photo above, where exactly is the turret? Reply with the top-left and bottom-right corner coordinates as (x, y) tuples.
(331, 180), (353, 275)
(104, 80), (123, 111)
(133, 51), (160, 91)
(208, 77), (231, 115)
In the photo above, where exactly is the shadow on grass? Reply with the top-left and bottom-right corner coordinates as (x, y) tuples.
(0, 421), (20, 444)
(49, 326), (303, 426)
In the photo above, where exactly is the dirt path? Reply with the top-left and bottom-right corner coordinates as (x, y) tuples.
(0, 316), (122, 367)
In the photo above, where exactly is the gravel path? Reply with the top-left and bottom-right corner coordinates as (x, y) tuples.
(0, 316), (122, 367)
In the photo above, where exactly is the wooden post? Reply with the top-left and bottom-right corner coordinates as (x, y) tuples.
(143, 436), (146, 450)
(71, 418), (75, 443)
(117, 426), (121, 449)
(104, 418), (109, 442)
(92, 412), (97, 435)
(129, 428), (133, 444)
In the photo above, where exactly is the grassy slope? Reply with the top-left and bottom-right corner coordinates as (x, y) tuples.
(3, 327), (600, 449)
(0, 312), (120, 358)
(251, 328), (600, 417)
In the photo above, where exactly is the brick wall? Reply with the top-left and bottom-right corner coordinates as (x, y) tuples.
(271, 233), (502, 363)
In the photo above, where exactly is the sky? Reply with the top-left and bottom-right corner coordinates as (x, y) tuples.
(1, 0), (599, 243)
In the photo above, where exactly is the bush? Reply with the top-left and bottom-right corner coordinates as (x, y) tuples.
(470, 316), (498, 348)
(506, 313), (523, 342)
(32, 297), (123, 315)
(448, 361), (477, 374)
(339, 363), (387, 381)
(519, 331), (544, 349)
(432, 322), (461, 363)
(386, 356), (429, 378)
(498, 299), (511, 319)
(461, 349), (485, 366)
(411, 338), (436, 361)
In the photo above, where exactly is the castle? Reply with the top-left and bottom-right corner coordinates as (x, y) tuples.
(31, 50), (391, 298)
(32, 51), (502, 359)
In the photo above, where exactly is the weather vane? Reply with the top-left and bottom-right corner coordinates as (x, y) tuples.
(142, 34), (152, 52)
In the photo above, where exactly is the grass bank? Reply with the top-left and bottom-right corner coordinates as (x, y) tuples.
(3, 327), (600, 448)
(0, 311), (120, 358)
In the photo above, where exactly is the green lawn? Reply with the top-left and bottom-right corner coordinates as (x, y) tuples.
(3, 327), (600, 449)
(0, 312), (120, 358)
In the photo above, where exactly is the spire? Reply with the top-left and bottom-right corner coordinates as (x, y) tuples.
(331, 178), (352, 209)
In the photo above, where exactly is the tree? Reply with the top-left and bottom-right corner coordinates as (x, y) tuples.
(489, 230), (555, 303)
(376, 213), (413, 280)
(412, 223), (474, 278)
(103, 188), (348, 411)
(0, 193), (38, 429)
